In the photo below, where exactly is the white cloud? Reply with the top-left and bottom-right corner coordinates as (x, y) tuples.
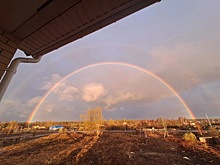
(26, 96), (41, 107)
(19, 114), (27, 118)
(53, 83), (79, 101)
(104, 92), (144, 109)
(0, 97), (42, 121)
(120, 107), (124, 111)
(0, 99), (21, 113)
(82, 83), (106, 102)
(149, 31), (220, 92)
(41, 74), (63, 90)
(40, 74), (79, 101)
(44, 103), (56, 113)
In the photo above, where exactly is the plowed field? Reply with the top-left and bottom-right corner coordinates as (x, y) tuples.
(0, 132), (219, 165)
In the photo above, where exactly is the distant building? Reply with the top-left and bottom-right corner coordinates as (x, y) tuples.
(32, 125), (46, 130)
(49, 125), (63, 131)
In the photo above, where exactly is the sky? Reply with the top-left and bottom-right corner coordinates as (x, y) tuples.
(0, 0), (220, 122)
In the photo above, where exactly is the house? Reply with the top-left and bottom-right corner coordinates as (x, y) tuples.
(49, 125), (63, 131)
(32, 125), (47, 130)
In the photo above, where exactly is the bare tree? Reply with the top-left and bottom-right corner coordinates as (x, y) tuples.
(7, 120), (18, 134)
(80, 107), (103, 134)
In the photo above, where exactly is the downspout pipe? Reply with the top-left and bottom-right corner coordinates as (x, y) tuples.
(0, 55), (42, 102)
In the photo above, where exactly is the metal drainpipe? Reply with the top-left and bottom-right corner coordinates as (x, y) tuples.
(0, 55), (42, 102)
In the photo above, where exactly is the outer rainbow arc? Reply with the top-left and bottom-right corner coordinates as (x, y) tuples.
(28, 62), (195, 123)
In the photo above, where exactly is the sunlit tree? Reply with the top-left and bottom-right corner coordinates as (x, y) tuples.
(108, 118), (115, 126)
(7, 120), (18, 134)
(80, 107), (103, 131)
(45, 120), (53, 128)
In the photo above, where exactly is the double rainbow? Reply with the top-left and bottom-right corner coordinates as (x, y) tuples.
(28, 62), (195, 123)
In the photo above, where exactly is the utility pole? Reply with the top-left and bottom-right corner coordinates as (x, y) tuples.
(123, 119), (127, 132)
(161, 117), (168, 137)
(205, 113), (212, 127)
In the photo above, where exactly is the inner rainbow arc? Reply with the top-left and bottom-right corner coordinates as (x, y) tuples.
(28, 62), (195, 123)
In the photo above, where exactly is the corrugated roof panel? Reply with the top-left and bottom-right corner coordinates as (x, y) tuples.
(11, 0), (80, 40)
(53, 20), (67, 36)
(81, 0), (97, 22)
(23, 38), (39, 50)
(115, 0), (158, 22)
(78, 22), (101, 38)
(61, 11), (77, 31)
(18, 44), (34, 55)
(68, 8), (84, 28)
(0, 0), (46, 33)
(99, 15), (115, 28)
(89, 0), (103, 17)
(95, 0), (109, 14)
(110, 0), (123, 9)
(39, 27), (56, 41)
(18, 41), (35, 53)
(119, 0), (131, 5)
(44, 24), (61, 39)
(15, 0), (161, 57)
(49, 20), (66, 36)
(31, 33), (46, 46)
(35, 30), (53, 44)
(73, 3), (90, 25)
(54, 17), (71, 34)
(28, 35), (45, 49)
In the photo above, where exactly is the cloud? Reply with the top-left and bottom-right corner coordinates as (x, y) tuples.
(104, 92), (144, 110)
(40, 73), (79, 101)
(149, 30), (220, 93)
(43, 103), (56, 113)
(41, 74), (63, 90)
(0, 99), (21, 112)
(0, 95), (60, 122)
(53, 83), (79, 101)
(0, 97), (41, 122)
(26, 96), (41, 107)
(82, 83), (106, 102)
(19, 114), (27, 118)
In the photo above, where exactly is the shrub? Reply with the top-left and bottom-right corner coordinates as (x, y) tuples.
(33, 129), (37, 136)
(79, 127), (84, 131)
(2, 127), (9, 133)
(183, 132), (197, 143)
(59, 128), (64, 133)
(209, 127), (219, 137)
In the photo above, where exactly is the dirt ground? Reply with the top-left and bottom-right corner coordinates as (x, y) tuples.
(0, 131), (57, 147)
(0, 132), (219, 165)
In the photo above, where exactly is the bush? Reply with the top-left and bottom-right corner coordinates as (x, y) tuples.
(2, 127), (9, 133)
(59, 128), (63, 133)
(209, 127), (219, 137)
(183, 132), (197, 143)
(79, 127), (84, 131)
(33, 129), (37, 136)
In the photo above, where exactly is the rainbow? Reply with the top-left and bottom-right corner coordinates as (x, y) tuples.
(28, 62), (195, 123)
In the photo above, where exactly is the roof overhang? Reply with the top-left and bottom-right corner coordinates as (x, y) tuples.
(0, 0), (161, 58)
